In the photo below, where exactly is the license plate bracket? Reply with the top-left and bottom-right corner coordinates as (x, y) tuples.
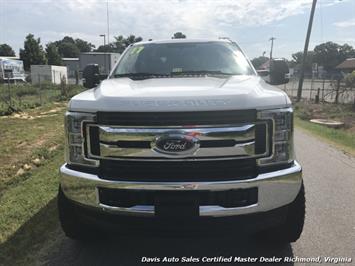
(155, 193), (199, 218)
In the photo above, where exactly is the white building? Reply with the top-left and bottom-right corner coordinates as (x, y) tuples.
(30, 65), (68, 85)
(79, 52), (120, 75)
(62, 58), (80, 78)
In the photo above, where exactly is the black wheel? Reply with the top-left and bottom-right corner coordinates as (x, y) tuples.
(58, 186), (97, 240)
(259, 183), (305, 243)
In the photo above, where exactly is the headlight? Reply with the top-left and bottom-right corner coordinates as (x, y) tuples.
(257, 107), (294, 166)
(65, 111), (99, 167)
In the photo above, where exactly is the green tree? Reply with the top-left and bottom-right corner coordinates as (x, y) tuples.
(95, 43), (116, 53)
(61, 36), (75, 44)
(313, 42), (341, 71)
(172, 32), (186, 39)
(46, 42), (62, 65)
(0, 43), (15, 56)
(113, 35), (126, 53)
(291, 51), (314, 73)
(251, 56), (269, 69)
(345, 71), (355, 87)
(110, 35), (143, 53)
(339, 43), (355, 62)
(312, 42), (355, 72)
(19, 34), (47, 70)
(124, 35), (143, 47)
(53, 36), (94, 57)
(58, 42), (80, 58)
(75, 38), (95, 52)
(94, 35), (143, 53)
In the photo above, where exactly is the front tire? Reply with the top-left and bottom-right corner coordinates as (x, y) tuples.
(259, 183), (305, 243)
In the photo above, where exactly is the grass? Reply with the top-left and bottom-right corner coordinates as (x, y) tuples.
(0, 83), (84, 115)
(294, 101), (355, 123)
(0, 85), (84, 264)
(0, 103), (66, 193)
(293, 101), (355, 155)
(0, 149), (63, 265)
(0, 104), (67, 265)
(295, 117), (355, 156)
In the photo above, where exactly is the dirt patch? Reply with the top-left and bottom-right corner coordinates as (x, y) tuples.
(39, 107), (64, 116)
(2, 112), (35, 120)
(0, 104), (65, 191)
(0, 103), (66, 120)
(49, 144), (60, 152)
(1, 108), (65, 120)
(1, 134), (54, 182)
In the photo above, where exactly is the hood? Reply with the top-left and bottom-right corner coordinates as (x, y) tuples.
(69, 75), (290, 112)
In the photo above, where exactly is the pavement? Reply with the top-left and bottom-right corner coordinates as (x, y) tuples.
(45, 129), (355, 266)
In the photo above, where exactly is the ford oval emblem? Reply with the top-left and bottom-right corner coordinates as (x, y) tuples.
(152, 134), (200, 156)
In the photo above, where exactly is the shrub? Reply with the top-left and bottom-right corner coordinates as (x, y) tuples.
(14, 86), (38, 97)
(345, 71), (355, 87)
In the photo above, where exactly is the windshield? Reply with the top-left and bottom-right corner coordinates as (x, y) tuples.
(112, 41), (255, 78)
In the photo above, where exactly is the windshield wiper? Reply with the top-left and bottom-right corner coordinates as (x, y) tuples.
(114, 73), (170, 79)
(170, 70), (237, 76)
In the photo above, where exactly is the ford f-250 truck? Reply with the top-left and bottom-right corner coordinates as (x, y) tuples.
(59, 39), (305, 243)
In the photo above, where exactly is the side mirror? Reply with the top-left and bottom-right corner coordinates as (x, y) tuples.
(82, 64), (108, 88)
(269, 59), (289, 85)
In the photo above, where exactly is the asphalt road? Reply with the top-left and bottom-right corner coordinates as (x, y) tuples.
(45, 129), (355, 266)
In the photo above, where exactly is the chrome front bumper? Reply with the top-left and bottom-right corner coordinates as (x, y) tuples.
(59, 161), (302, 217)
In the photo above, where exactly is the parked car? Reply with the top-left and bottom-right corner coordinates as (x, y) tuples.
(59, 38), (305, 243)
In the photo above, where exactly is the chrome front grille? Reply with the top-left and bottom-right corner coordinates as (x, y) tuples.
(85, 122), (269, 161)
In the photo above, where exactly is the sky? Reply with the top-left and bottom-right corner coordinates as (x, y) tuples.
(0, 0), (355, 60)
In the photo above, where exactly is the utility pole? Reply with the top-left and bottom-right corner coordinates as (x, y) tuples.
(100, 34), (107, 74)
(297, 0), (317, 102)
(106, 0), (110, 44)
(269, 37), (276, 61)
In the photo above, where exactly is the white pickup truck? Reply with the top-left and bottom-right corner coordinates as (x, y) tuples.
(59, 39), (305, 242)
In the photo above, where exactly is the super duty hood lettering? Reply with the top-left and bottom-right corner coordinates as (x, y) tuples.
(114, 99), (233, 108)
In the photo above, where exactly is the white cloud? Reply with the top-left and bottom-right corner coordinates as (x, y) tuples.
(334, 18), (355, 28)
(2, 0), (345, 38)
(0, 0), (348, 57)
(76, 0), (314, 29)
(35, 0), (339, 42)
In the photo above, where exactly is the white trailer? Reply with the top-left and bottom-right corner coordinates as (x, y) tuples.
(0, 57), (26, 82)
(30, 65), (68, 85)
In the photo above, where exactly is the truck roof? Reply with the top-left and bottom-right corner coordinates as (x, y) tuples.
(133, 38), (231, 46)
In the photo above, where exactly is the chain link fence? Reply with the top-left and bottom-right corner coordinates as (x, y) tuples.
(0, 81), (84, 116)
(279, 78), (355, 104)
